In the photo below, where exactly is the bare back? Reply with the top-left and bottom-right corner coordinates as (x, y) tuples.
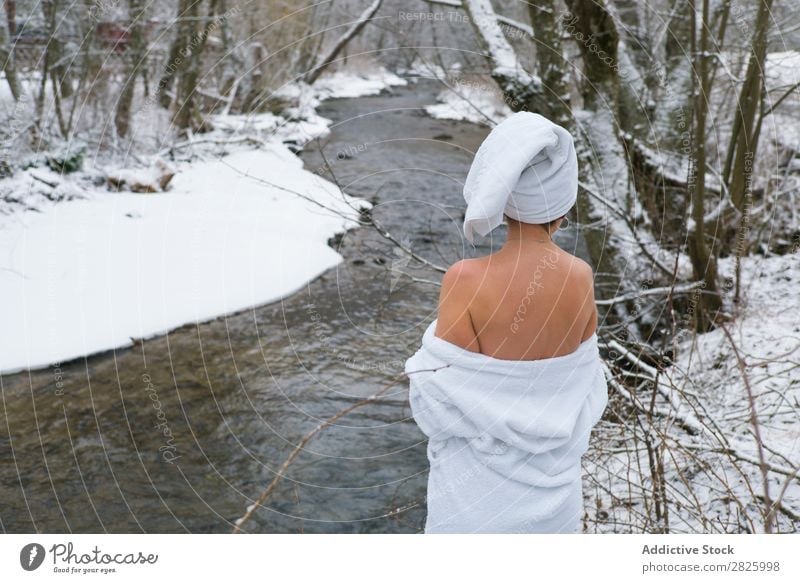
(435, 242), (597, 361)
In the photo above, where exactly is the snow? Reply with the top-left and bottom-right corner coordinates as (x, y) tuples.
(765, 51), (800, 90)
(425, 77), (514, 125)
(0, 65), (406, 374)
(309, 67), (407, 99)
(463, 0), (540, 87)
(0, 167), (90, 216)
(586, 252), (800, 533)
(106, 159), (175, 193)
(210, 66), (407, 146)
(670, 253), (800, 468)
(0, 148), (365, 374)
(763, 51), (800, 151)
(396, 59), (516, 124)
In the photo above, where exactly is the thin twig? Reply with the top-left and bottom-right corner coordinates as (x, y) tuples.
(231, 367), (444, 533)
(719, 323), (775, 533)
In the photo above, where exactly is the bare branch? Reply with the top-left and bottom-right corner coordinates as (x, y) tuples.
(303, 0), (384, 85)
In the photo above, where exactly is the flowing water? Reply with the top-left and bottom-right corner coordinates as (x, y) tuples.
(0, 78), (587, 533)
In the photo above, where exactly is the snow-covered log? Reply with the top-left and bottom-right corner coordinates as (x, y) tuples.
(106, 158), (175, 193)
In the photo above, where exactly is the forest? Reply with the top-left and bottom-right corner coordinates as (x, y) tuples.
(0, 0), (798, 534)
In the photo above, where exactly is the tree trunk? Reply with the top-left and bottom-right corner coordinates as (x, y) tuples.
(462, 0), (545, 114)
(527, 0), (571, 127)
(158, 0), (203, 110)
(4, 0), (15, 37)
(687, 0), (724, 332)
(172, 0), (216, 132)
(217, 0), (243, 106)
(42, 0), (73, 100)
(0, 5), (21, 101)
(558, 1), (631, 322)
(115, 0), (147, 138)
(724, 0), (774, 211)
(36, 0), (60, 134)
(561, 0), (620, 111)
(664, 0), (693, 72)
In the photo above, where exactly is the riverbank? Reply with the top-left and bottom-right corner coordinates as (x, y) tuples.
(0, 66), (407, 375)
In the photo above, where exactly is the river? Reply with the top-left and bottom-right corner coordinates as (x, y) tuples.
(0, 77), (587, 533)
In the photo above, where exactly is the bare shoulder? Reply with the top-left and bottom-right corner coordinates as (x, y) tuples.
(440, 257), (486, 291)
(565, 254), (594, 285)
(565, 256), (598, 339)
(567, 253), (593, 273)
(435, 258), (483, 352)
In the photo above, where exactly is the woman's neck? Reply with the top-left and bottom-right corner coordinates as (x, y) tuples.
(504, 220), (554, 245)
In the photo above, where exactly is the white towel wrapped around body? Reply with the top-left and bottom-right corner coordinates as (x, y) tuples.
(405, 319), (608, 533)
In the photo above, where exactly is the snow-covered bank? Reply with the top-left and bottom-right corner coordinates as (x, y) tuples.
(586, 252), (800, 532)
(310, 67), (407, 99)
(0, 67), (404, 374)
(210, 66), (407, 146)
(425, 79), (513, 125)
(0, 148), (365, 374)
(398, 60), (513, 125)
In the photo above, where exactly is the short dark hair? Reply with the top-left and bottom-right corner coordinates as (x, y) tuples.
(504, 214), (566, 228)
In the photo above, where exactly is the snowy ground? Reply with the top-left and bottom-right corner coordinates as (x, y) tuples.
(586, 252), (800, 533)
(0, 66), (406, 374)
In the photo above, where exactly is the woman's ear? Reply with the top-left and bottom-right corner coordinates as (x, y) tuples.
(550, 216), (566, 234)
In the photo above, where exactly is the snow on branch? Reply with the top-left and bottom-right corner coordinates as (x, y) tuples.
(594, 281), (705, 306)
(602, 337), (800, 483)
(462, 0), (541, 92)
(423, 0), (533, 38)
(424, 0), (462, 6)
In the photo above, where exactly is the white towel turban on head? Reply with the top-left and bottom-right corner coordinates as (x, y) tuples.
(462, 111), (579, 243)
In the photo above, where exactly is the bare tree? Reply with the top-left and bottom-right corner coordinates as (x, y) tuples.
(36, 0), (61, 135)
(461, 0), (545, 113)
(723, 0), (775, 210)
(158, 0), (203, 112)
(1, 0), (21, 101)
(665, 0), (694, 73)
(562, 0), (620, 111)
(687, 0), (724, 332)
(722, 0), (776, 302)
(173, 0), (216, 131)
(527, 0), (572, 127)
(303, 0), (383, 85)
(115, 0), (148, 138)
